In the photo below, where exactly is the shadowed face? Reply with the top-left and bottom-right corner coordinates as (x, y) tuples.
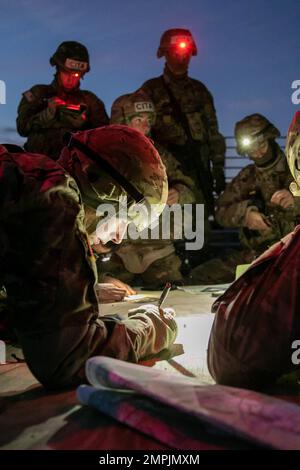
(128, 113), (153, 136)
(165, 48), (192, 75)
(248, 141), (269, 159)
(58, 69), (81, 90)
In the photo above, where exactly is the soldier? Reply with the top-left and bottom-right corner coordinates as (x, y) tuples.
(0, 126), (177, 389)
(140, 28), (226, 218)
(207, 110), (300, 390)
(100, 90), (197, 287)
(16, 41), (109, 159)
(189, 114), (300, 284)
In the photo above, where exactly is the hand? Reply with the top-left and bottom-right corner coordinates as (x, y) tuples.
(103, 275), (136, 296)
(95, 283), (127, 303)
(128, 304), (176, 321)
(245, 210), (272, 231)
(125, 304), (178, 359)
(62, 111), (87, 128)
(47, 96), (66, 112)
(167, 188), (180, 205)
(270, 189), (294, 209)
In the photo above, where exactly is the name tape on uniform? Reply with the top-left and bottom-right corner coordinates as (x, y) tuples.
(134, 101), (155, 113)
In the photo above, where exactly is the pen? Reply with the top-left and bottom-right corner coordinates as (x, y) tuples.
(158, 282), (172, 310)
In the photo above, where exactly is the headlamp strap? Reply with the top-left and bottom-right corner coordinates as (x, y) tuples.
(65, 133), (144, 203)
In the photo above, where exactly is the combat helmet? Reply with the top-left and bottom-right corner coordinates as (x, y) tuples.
(157, 28), (197, 58)
(235, 114), (280, 156)
(50, 41), (90, 74)
(286, 111), (300, 196)
(59, 125), (168, 232)
(110, 90), (156, 125)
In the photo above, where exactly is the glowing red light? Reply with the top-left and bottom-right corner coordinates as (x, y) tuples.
(74, 73), (80, 78)
(179, 41), (187, 49)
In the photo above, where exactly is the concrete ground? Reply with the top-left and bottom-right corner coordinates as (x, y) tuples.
(0, 287), (220, 450)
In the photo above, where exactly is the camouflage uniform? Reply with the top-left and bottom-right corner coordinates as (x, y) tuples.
(189, 116), (300, 284)
(140, 29), (225, 215)
(101, 90), (197, 286)
(99, 142), (197, 286)
(16, 41), (108, 159)
(207, 112), (300, 390)
(0, 127), (177, 389)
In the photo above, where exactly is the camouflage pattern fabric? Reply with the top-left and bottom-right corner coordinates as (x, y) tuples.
(187, 248), (258, 285)
(0, 146), (176, 389)
(207, 226), (300, 390)
(156, 142), (199, 204)
(216, 143), (300, 250)
(16, 79), (109, 159)
(188, 144), (300, 284)
(58, 125), (168, 231)
(235, 114), (280, 156)
(99, 249), (183, 286)
(141, 66), (226, 202)
(96, 140), (197, 285)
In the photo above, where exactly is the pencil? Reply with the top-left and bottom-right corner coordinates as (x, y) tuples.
(158, 282), (172, 309)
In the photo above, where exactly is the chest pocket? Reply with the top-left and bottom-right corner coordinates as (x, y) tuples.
(258, 172), (284, 201)
(185, 111), (207, 141)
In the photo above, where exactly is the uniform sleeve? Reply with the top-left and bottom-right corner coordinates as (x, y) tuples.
(0, 165), (177, 389)
(215, 166), (257, 227)
(202, 87), (226, 170)
(140, 80), (154, 100)
(99, 310), (178, 364)
(16, 86), (55, 136)
(84, 91), (109, 128)
(157, 144), (196, 204)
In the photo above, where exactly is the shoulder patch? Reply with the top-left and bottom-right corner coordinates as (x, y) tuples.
(23, 90), (35, 102)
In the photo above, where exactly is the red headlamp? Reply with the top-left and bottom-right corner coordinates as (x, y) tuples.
(171, 37), (192, 55)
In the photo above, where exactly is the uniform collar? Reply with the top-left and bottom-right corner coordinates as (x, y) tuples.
(254, 143), (286, 172)
(163, 65), (189, 84)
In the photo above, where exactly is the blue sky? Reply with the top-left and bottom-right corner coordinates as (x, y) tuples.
(0, 0), (299, 144)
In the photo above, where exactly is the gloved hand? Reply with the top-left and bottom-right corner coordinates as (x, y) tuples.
(128, 303), (176, 321)
(60, 109), (87, 128)
(124, 304), (178, 360)
(47, 96), (66, 112)
(213, 166), (226, 195)
(35, 96), (66, 126)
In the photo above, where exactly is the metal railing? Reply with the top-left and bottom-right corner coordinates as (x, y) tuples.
(0, 129), (287, 184)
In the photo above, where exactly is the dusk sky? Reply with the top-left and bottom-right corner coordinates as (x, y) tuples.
(0, 0), (299, 145)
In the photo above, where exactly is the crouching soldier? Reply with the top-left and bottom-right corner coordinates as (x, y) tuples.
(0, 126), (177, 389)
(189, 114), (300, 284)
(99, 90), (197, 288)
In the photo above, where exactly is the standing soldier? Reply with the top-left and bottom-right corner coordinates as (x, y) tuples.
(140, 28), (226, 219)
(16, 41), (109, 159)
